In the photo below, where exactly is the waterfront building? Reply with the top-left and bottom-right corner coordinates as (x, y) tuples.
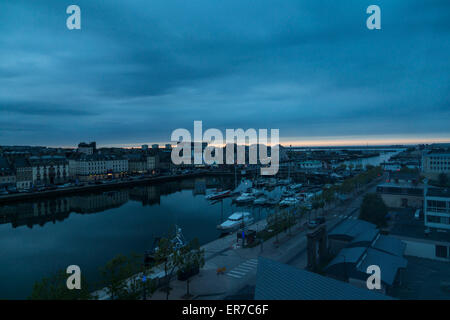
(77, 142), (96, 155)
(69, 154), (128, 181)
(0, 156), (16, 188)
(146, 154), (160, 172)
(127, 154), (148, 173)
(29, 155), (69, 185)
(13, 158), (33, 190)
(424, 187), (450, 231)
(421, 149), (450, 180)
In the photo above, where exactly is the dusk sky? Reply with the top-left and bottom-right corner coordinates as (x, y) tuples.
(1, 0), (449, 147)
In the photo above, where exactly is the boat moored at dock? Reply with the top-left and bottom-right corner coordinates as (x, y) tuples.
(216, 212), (254, 232)
(235, 192), (256, 203)
(205, 189), (231, 200)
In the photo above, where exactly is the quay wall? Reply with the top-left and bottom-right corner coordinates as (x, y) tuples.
(0, 171), (243, 204)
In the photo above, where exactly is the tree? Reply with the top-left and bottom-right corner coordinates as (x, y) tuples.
(154, 237), (182, 300)
(299, 205), (309, 222)
(29, 269), (93, 300)
(340, 178), (355, 195)
(322, 188), (336, 209)
(318, 199), (325, 217)
(312, 197), (321, 219)
(99, 253), (144, 300)
(267, 211), (283, 243)
(359, 193), (388, 227)
(176, 238), (205, 299)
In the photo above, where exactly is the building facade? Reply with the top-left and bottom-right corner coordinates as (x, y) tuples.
(147, 155), (160, 172)
(376, 182), (424, 208)
(29, 156), (69, 185)
(127, 154), (148, 174)
(14, 158), (33, 190)
(69, 154), (128, 181)
(0, 157), (16, 188)
(422, 150), (450, 180)
(424, 188), (450, 231)
(77, 142), (96, 155)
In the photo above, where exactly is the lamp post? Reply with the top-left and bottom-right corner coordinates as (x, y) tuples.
(142, 274), (147, 300)
(336, 254), (347, 281)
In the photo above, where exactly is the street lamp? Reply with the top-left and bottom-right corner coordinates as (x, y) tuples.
(335, 253), (348, 281)
(142, 274), (147, 300)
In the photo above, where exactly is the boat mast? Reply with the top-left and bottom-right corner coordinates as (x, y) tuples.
(234, 165), (237, 189)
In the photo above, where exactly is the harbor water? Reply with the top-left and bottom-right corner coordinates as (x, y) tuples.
(0, 176), (273, 299)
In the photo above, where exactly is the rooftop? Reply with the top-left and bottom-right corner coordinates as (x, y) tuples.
(372, 235), (407, 257)
(325, 246), (408, 286)
(378, 182), (423, 189)
(255, 257), (391, 300)
(388, 208), (450, 243)
(356, 248), (408, 286)
(328, 219), (377, 241)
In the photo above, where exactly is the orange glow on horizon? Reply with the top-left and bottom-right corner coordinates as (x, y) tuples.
(51, 136), (450, 149)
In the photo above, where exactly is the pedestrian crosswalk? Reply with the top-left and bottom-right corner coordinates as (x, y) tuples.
(226, 259), (258, 279)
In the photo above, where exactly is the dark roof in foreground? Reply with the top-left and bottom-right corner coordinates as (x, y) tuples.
(372, 234), (406, 257)
(356, 248), (407, 286)
(328, 219), (377, 240)
(254, 257), (391, 300)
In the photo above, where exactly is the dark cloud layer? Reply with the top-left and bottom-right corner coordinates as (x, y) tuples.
(0, 0), (449, 146)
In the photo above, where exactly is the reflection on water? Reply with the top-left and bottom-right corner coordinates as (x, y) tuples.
(0, 176), (275, 299)
(342, 150), (401, 169)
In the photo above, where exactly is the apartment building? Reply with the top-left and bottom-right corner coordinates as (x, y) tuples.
(29, 155), (69, 185)
(422, 150), (450, 180)
(424, 187), (450, 231)
(127, 154), (148, 174)
(13, 158), (33, 190)
(0, 156), (16, 188)
(69, 154), (128, 181)
(77, 142), (96, 155)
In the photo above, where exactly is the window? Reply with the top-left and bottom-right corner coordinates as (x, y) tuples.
(427, 215), (441, 223)
(435, 245), (448, 258)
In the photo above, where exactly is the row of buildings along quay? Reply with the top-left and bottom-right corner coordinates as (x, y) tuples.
(0, 141), (394, 192)
(0, 142), (448, 196)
